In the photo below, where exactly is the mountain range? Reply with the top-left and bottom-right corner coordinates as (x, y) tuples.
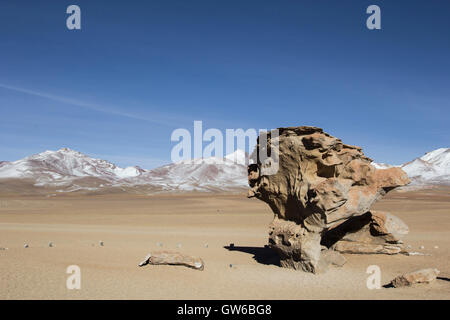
(0, 147), (448, 195)
(0, 148), (249, 194)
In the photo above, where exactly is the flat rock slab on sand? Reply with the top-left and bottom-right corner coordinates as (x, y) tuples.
(138, 251), (204, 271)
(391, 268), (440, 288)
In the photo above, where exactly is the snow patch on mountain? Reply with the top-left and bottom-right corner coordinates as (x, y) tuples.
(225, 149), (249, 166)
(371, 162), (396, 170)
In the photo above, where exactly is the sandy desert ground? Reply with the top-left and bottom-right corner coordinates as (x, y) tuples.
(0, 187), (449, 300)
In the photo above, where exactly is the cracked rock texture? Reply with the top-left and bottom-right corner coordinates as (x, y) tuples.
(248, 126), (410, 273)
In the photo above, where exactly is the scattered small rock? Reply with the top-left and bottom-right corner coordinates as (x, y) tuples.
(229, 264), (233, 268)
(99, 241), (104, 247)
(157, 242), (163, 247)
(419, 245), (425, 249)
(390, 268), (440, 288)
(176, 243), (182, 248)
(24, 244), (29, 248)
(0, 247), (8, 250)
(204, 243), (208, 248)
(48, 242), (53, 247)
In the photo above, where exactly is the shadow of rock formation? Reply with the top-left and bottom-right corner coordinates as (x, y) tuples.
(224, 245), (280, 266)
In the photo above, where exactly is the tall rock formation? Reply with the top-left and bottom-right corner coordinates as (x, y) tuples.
(248, 126), (410, 273)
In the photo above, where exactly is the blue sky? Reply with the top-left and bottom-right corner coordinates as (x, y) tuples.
(0, 0), (449, 168)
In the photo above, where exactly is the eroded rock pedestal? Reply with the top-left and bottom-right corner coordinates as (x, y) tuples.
(248, 126), (410, 273)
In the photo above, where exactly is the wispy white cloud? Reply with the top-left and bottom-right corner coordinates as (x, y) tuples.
(0, 83), (178, 126)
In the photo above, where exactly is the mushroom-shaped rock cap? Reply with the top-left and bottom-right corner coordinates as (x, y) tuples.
(248, 126), (410, 231)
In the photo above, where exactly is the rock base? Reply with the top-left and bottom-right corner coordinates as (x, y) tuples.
(268, 218), (347, 273)
(268, 210), (409, 273)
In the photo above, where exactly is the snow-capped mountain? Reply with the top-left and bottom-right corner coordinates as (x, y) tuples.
(401, 148), (450, 185)
(0, 148), (249, 193)
(0, 148), (144, 187)
(372, 148), (450, 185)
(141, 150), (248, 191)
(1, 147), (447, 194)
